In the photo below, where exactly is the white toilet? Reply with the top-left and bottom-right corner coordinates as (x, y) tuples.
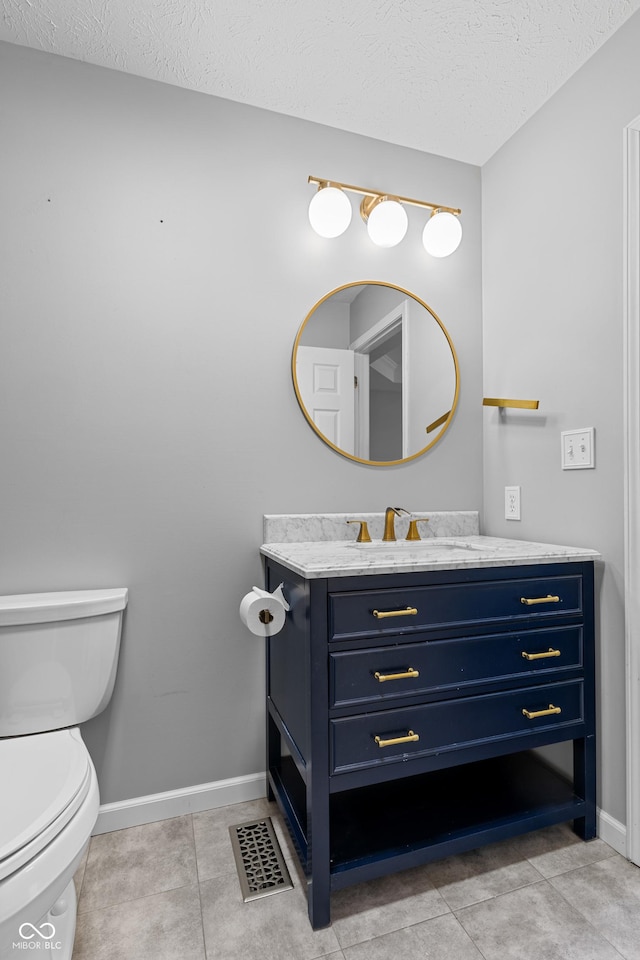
(0, 588), (128, 959)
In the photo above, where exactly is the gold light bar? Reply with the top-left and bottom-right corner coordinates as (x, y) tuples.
(308, 175), (461, 216)
(483, 398), (540, 410)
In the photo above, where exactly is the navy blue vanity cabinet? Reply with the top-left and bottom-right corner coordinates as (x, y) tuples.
(264, 559), (596, 930)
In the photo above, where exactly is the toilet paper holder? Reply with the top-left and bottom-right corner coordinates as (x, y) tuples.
(239, 582), (290, 637)
(256, 583), (290, 626)
(267, 583), (289, 611)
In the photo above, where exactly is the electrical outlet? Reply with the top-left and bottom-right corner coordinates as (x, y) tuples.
(561, 428), (595, 470)
(505, 485), (521, 521)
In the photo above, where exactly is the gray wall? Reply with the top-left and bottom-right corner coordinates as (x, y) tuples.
(0, 41), (482, 803)
(482, 9), (640, 825)
(299, 299), (350, 348)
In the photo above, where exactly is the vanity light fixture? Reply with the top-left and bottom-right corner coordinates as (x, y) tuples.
(307, 182), (352, 238)
(422, 209), (463, 258)
(308, 176), (462, 255)
(360, 194), (408, 247)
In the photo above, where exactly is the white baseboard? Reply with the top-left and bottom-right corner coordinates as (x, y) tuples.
(597, 807), (626, 856)
(93, 772), (266, 835)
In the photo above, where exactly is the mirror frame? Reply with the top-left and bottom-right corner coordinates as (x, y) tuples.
(292, 280), (460, 466)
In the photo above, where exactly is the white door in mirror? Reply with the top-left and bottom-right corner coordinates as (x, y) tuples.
(296, 346), (356, 455)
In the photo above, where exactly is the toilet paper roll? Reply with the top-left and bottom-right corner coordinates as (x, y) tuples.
(239, 584), (289, 637)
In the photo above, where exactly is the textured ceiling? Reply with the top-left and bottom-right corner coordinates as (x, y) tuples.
(2, 0), (639, 165)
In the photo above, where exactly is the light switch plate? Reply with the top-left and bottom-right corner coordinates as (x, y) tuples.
(561, 428), (595, 470)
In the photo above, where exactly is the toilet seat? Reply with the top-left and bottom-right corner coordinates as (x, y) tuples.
(0, 728), (91, 881)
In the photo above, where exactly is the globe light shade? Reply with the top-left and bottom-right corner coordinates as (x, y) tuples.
(422, 210), (462, 257)
(308, 185), (352, 238)
(365, 198), (408, 248)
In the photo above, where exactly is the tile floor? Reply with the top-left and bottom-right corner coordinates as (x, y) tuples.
(71, 797), (640, 960)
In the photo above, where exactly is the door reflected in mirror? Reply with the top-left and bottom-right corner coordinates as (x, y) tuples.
(292, 282), (459, 465)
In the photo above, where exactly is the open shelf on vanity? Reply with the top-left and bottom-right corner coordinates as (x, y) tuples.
(270, 748), (587, 890)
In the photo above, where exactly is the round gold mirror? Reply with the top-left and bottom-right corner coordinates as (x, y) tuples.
(292, 281), (459, 465)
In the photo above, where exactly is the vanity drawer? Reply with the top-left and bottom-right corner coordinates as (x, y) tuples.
(329, 574), (583, 642)
(329, 625), (583, 708)
(330, 679), (584, 775)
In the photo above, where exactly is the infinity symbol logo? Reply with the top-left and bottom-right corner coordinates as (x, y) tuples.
(18, 922), (56, 940)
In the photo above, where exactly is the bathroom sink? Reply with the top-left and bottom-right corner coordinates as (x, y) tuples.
(347, 538), (487, 552)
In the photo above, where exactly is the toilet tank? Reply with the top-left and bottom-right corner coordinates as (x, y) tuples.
(0, 588), (128, 737)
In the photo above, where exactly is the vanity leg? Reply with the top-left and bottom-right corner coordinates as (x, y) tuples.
(573, 735), (597, 839)
(305, 578), (332, 929)
(307, 879), (331, 929)
(305, 717), (332, 928)
(574, 561), (597, 840)
(266, 710), (279, 802)
(306, 800), (331, 929)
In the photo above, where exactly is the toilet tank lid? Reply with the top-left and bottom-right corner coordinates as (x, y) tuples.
(0, 588), (128, 625)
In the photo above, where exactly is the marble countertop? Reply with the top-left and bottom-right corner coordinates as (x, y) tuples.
(260, 534), (600, 579)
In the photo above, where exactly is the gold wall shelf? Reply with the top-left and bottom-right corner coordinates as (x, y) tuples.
(483, 398), (540, 410)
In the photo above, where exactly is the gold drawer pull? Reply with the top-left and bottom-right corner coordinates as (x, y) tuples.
(522, 704), (562, 720)
(520, 595), (560, 606)
(521, 648), (561, 661)
(374, 667), (420, 682)
(374, 730), (420, 748)
(373, 606), (418, 619)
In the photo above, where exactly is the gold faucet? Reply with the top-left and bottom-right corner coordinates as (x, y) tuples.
(382, 507), (410, 542)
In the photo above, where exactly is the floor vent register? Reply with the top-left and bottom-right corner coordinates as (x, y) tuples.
(229, 817), (293, 902)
